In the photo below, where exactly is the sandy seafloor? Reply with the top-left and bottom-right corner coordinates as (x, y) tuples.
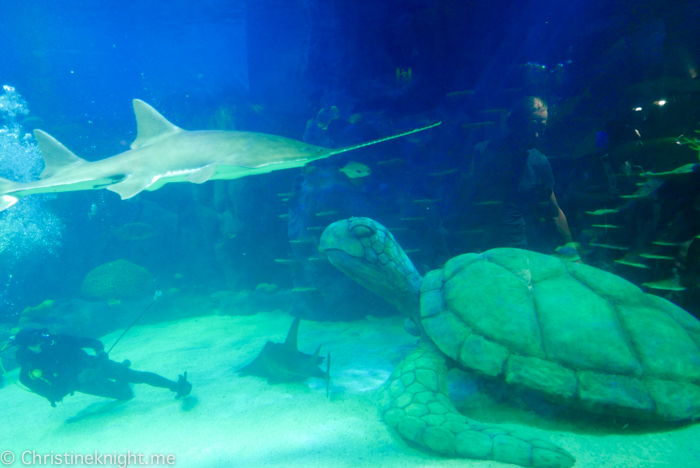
(2, 311), (699, 468)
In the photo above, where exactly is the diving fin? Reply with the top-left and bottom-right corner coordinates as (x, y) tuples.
(174, 372), (192, 399)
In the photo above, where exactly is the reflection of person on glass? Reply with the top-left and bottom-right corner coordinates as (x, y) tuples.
(468, 97), (575, 254)
(10, 328), (191, 407)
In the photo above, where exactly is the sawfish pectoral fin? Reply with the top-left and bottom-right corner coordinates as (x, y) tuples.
(106, 175), (155, 200)
(185, 164), (218, 184)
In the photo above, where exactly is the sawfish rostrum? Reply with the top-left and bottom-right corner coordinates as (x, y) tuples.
(0, 100), (440, 211)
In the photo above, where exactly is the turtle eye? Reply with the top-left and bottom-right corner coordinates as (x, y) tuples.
(352, 226), (373, 238)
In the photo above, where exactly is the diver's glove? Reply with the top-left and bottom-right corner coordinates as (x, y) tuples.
(174, 372), (192, 399)
(554, 242), (582, 263)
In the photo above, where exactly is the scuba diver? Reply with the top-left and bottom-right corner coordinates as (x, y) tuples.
(466, 96), (576, 254)
(6, 327), (191, 407)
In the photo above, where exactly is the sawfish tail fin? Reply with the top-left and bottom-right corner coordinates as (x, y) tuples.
(33, 129), (89, 179)
(0, 178), (22, 212)
(327, 121), (441, 157)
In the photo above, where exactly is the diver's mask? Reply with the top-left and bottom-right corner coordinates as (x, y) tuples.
(527, 118), (547, 138)
(7, 328), (52, 349)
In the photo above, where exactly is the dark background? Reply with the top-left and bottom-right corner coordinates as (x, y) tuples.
(1, 0), (699, 323)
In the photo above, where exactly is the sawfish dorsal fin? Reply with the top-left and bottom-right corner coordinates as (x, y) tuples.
(284, 316), (301, 351)
(130, 100), (184, 149)
(310, 344), (322, 364)
(34, 130), (89, 179)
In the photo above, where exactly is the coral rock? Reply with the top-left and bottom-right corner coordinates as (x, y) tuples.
(81, 259), (154, 301)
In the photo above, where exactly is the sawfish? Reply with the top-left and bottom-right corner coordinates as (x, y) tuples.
(238, 317), (331, 397)
(0, 100), (440, 212)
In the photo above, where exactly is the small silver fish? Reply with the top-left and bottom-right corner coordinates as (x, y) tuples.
(339, 161), (371, 179)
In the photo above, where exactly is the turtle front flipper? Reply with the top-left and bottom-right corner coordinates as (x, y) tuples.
(379, 340), (575, 468)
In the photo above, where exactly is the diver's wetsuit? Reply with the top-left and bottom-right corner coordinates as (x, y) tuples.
(468, 139), (555, 249)
(16, 334), (181, 407)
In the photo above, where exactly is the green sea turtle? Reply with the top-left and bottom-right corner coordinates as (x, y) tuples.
(320, 217), (700, 468)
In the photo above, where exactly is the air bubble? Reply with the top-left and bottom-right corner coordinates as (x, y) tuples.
(0, 86), (64, 259)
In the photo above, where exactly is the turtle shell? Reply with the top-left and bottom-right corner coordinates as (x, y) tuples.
(419, 248), (700, 421)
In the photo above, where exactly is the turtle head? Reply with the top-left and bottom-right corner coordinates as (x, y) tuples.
(320, 217), (423, 317)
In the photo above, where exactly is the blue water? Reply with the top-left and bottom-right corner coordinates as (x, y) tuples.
(0, 0), (698, 322)
(0, 0), (699, 323)
(1, 1), (700, 466)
